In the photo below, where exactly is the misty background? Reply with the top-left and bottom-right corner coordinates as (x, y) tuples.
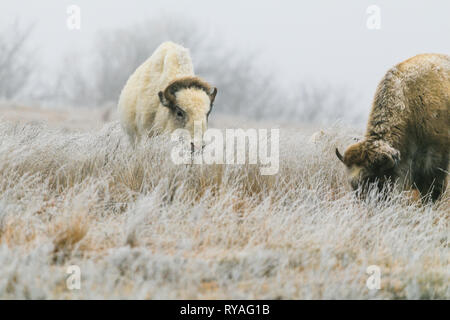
(0, 0), (449, 125)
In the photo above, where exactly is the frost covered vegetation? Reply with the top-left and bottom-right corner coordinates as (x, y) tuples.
(0, 116), (448, 299)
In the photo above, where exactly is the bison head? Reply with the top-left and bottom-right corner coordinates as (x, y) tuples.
(336, 139), (400, 196)
(158, 77), (217, 151)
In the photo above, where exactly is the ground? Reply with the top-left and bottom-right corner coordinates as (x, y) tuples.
(0, 103), (448, 299)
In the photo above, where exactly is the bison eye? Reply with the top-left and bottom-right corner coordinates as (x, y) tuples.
(174, 107), (185, 120)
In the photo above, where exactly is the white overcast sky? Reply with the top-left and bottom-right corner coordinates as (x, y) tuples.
(1, 0), (449, 106)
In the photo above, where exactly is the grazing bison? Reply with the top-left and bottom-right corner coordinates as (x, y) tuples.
(336, 53), (449, 202)
(118, 42), (217, 150)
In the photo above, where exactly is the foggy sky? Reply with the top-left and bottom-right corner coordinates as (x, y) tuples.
(1, 0), (449, 107)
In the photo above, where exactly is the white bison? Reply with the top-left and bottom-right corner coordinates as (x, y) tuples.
(118, 42), (217, 149)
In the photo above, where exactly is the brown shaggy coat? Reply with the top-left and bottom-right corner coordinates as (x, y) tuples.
(337, 53), (449, 201)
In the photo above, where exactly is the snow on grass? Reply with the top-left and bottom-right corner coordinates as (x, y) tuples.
(0, 119), (448, 299)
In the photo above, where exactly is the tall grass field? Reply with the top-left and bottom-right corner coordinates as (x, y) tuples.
(0, 106), (448, 299)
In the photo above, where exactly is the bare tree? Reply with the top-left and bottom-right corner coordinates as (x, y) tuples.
(43, 53), (95, 106)
(54, 17), (289, 116)
(54, 16), (358, 124)
(285, 82), (362, 124)
(0, 21), (36, 100)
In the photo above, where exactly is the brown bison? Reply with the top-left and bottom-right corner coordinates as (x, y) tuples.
(336, 53), (449, 202)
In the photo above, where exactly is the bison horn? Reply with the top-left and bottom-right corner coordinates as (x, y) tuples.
(335, 148), (344, 163)
(158, 91), (170, 107)
(209, 87), (217, 103)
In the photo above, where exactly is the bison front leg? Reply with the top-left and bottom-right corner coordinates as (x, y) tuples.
(429, 165), (448, 202)
(414, 160), (448, 203)
(429, 153), (449, 202)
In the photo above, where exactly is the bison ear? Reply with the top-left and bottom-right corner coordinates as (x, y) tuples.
(158, 91), (170, 108)
(209, 87), (217, 104)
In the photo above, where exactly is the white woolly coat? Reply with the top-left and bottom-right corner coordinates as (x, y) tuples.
(118, 42), (195, 142)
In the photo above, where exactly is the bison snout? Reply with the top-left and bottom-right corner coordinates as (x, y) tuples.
(191, 142), (206, 153)
(350, 180), (359, 191)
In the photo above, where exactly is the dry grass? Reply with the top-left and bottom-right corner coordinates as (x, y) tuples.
(0, 110), (448, 299)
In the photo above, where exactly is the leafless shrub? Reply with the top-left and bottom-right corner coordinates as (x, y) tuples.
(288, 83), (362, 124)
(0, 21), (36, 100)
(51, 17), (359, 124)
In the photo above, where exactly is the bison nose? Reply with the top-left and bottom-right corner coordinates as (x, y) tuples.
(190, 142), (205, 153)
(350, 180), (359, 191)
